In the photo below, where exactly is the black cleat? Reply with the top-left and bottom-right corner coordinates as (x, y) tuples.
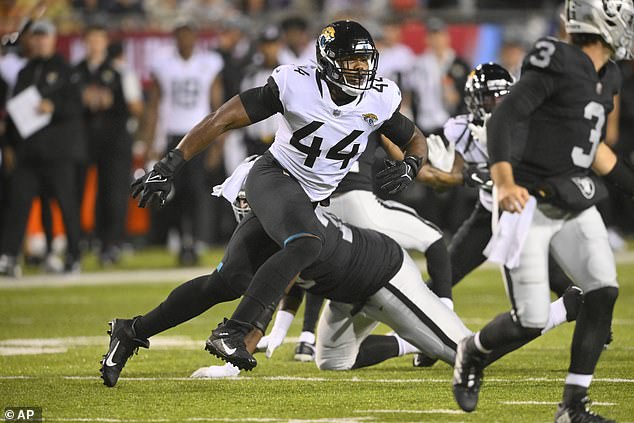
(100, 317), (149, 387)
(294, 341), (316, 362)
(205, 319), (257, 371)
(555, 396), (616, 423)
(452, 335), (487, 412)
(563, 285), (584, 322)
(413, 353), (438, 367)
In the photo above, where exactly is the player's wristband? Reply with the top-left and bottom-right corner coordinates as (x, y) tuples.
(154, 149), (186, 177)
(404, 155), (423, 177)
(604, 157), (634, 197)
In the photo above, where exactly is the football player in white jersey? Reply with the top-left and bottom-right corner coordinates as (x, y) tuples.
(142, 21), (224, 265)
(130, 20), (429, 370)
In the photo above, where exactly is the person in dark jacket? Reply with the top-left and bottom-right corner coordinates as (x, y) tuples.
(73, 24), (135, 266)
(0, 19), (85, 277)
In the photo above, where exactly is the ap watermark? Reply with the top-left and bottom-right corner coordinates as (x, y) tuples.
(4, 407), (41, 421)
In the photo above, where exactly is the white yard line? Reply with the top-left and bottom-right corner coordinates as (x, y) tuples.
(2, 249), (634, 289)
(501, 401), (616, 406)
(43, 418), (375, 423)
(2, 375), (633, 383)
(353, 409), (464, 415)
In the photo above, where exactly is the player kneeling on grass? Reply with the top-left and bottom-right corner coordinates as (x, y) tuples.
(100, 187), (470, 386)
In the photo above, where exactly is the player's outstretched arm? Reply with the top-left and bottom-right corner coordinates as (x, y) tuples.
(176, 95), (253, 160)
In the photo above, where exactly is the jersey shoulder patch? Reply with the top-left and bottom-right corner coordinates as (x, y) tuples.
(523, 36), (569, 75)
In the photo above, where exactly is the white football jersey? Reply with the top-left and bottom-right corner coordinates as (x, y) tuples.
(150, 49), (223, 135)
(269, 65), (402, 201)
(443, 114), (493, 211)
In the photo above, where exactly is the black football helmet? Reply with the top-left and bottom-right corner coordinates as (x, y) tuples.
(316, 20), (379, 96)
(464, 63), (514, 122)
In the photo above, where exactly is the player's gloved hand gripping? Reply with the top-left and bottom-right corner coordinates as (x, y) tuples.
(462, 163), (493, 191)
(376, 155), (423, 194)
(131, 149), (186, 207)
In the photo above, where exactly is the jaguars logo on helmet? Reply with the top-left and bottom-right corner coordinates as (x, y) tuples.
(315, 20), (379, 96)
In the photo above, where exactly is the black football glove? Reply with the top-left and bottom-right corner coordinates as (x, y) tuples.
(376, 155), (422, 195)
(131, 149), (186, 208)
(462, 163), (493, 191)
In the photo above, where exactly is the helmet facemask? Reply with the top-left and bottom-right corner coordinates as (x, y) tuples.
(565, 0), (634, 60)
(464, 64), (514, 122)
(232, 190), (251, 223)
(317, 21), (379, 97)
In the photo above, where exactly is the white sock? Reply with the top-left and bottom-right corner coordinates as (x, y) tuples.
(299, 331), (315, 345)
(271, 310), (295, 335)
(565, 373), (592, 388)
(439, 297), (454, 310)
(474, 332), (492, 354)
(393, 333), (420, 356)
(542, 297), (568, 334)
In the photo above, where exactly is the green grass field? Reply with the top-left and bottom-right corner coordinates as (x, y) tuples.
(1, 250), (633, 423)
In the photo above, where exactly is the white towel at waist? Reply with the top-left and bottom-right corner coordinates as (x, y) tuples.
(484, 196), (537, 269)
(212, 155), (259, 204)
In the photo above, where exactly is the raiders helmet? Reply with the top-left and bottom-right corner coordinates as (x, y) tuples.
(464, 63), (514, 122)
(232, 190), (250, 223)
(564, 0), (634, 59)
(316, 20), (379, 96)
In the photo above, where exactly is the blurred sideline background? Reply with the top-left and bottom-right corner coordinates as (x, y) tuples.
(1, 0), (632, 274)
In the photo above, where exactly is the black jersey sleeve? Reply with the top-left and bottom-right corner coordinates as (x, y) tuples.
(238, 76), (284, 124)
(487, 70), (556, 164)
(379, 109), (415, 147)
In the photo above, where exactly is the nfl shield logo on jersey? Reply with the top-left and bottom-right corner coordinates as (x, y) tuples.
(572, 176), (596, 199)
(363, 113), (378, 127)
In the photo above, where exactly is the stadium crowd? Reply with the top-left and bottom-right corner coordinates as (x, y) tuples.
(0, 0), (632, 276)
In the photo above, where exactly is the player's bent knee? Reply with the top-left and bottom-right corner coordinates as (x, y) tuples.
(583, 286), (618, 313)
(316, 356), (354, 371)
(513, 310), (547, 334)
(284, 234), (323, 259)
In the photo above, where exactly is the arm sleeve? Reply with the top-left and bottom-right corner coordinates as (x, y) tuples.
(379, 109), (415, 147)
(238, 76), (284, 124)
(487, 70), (556, 164)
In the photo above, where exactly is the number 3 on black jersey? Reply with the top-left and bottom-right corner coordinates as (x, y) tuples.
(290, 121), (364, 169)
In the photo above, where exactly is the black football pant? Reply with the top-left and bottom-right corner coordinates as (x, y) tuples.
(449, 201), (572, 296)
(0, 160), (80, 260)
(80, 139), (132, 252)
(229, 152), (324, 326)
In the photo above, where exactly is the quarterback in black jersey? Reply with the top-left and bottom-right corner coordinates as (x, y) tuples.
(452, 1), (634, 421)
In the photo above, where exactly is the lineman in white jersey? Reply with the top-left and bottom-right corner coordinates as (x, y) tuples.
(131, 20), (429, 370)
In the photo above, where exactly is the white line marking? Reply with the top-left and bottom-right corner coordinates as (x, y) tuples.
(501, 401), (617, 406)
(0, 375), (625, 384)
(2, 248), (634, 289)
(44, 418), (375, 423)
(354, 409), (464, 415)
